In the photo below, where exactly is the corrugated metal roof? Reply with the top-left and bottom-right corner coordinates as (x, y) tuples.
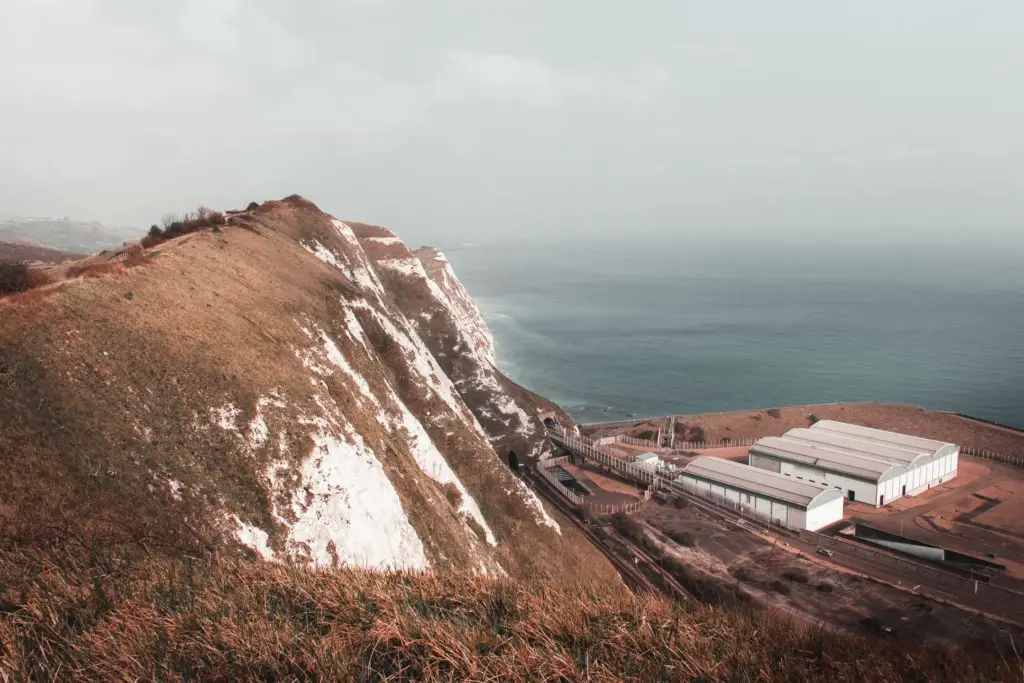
(784, 428), (930, 467)
(750, 436), (905, 482)
(681, 456), (844, 509)
(811, 420), (955, 456)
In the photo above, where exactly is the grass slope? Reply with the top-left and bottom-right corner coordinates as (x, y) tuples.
(1, 549), (1016, 682)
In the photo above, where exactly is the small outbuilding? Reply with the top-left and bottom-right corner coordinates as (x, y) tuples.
(675, 456), (844, 531)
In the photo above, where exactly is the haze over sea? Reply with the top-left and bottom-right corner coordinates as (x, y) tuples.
(447, 239), (1024, 429)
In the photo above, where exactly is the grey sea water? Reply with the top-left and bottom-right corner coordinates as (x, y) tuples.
(446, 239), (1024, 429)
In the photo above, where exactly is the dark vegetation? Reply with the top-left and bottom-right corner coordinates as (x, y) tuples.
(809, 413), (821, 425)
(783, 568), (811, 584)
(766, 408), (783, 419)
(0, 262), (49, 296)
(141, 207), (227, 248)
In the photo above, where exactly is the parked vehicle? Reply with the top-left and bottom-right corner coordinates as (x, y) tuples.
(817, 548), (835, 558)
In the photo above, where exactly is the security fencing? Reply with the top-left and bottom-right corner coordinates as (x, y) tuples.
(961, 445), (1024, 468)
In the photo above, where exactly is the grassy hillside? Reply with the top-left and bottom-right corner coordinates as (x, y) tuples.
(2, 548), (1017, 682)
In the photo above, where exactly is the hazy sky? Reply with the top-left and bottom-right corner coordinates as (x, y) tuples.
(1, 1), (1022, 246)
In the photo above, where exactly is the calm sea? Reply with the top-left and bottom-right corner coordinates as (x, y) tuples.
(445, 239), (1024, 429)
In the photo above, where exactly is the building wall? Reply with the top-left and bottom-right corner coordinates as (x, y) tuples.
(805, 495), (844, 531)
(759, 457), (880, 506)
(677, 474), (812, 530)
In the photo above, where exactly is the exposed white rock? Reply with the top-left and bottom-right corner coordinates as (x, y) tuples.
(302, 240), (344, 269)
(392, 399), (498, 546)
(234, 515), (275, 560)
(212, 404), (241, 431)
(281, 420), (429, 569)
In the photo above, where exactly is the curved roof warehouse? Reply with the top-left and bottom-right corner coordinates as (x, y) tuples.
(675, 456), (845, 531)
(748, 421), (958, 507)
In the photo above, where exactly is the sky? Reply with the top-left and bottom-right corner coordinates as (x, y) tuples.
(1, 1), (1022, 248)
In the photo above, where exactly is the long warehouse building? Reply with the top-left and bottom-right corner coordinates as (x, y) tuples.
(674, 456), (845, 531)
(748, 421), (958, 507)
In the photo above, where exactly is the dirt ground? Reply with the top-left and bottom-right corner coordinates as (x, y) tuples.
(847, 459), (1024, 583)
(638, 502), (1024, 650)
(560, 462), (642, 501)
(585, 403), (1024, 459)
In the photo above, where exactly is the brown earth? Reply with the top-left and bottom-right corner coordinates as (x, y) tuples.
(586, 403), (1024, 458)
(0, 240), (84, 264)
(639, 502), (1024, 651)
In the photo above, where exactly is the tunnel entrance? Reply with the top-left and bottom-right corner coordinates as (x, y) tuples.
(508, 450), (520, 472)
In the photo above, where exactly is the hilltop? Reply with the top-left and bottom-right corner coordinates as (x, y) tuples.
(0, 196), (607, 580)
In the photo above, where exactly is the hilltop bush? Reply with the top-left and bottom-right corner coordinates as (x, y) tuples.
(0, 262), (49, 296)
(143, 207), (227, 248)
(766, 408), (783, 419)
(688, 426), (706, 444)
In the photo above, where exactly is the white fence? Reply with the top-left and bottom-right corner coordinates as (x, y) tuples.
(536, 456), (650, 516)
(614, 434), (758, 451)
(961, 445), (1024, 468)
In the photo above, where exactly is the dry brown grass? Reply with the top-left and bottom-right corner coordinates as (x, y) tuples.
(1, 547), (1017, 682)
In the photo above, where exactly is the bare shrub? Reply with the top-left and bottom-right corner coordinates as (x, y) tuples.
(731, 565), (753, 581)
(122, 244), (146, 268)
(782, 568), (810, 584)
(0, 263), (49, 296)
(668, 530), (695, 547)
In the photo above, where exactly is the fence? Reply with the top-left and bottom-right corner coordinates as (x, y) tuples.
(549, 430), (658, 486)
(614, 434), (758, 451)
(961, 446), (1024, 468)
(536, 456), (650, 516)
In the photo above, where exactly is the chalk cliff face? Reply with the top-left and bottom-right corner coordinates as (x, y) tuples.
(0, 196), (611, 582)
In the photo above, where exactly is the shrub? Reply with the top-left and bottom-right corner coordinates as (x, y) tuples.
(122, 244), (146, 267)
(782, 568), (809, 584)
(731, 566), (753, 581)
(808, 414), (820, 425)
(766, 408), (782, 419)
(0, 262), (49, 296)
(148, 225), (162, 238)
(247, 201), (260, 210)
(770, 579), (792, 595)
(689, 426), (705, 444)
(672, 497), (689, 509)
(816, 582), (835, 593)
(669, 531), (695, 547)
(638, 429), (657, 442)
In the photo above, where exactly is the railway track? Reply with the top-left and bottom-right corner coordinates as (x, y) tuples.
(528, 471), (691, 601)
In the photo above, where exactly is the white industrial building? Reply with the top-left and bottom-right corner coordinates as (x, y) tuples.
(748, 421), (958, 507)
(675, 456), (845, 531)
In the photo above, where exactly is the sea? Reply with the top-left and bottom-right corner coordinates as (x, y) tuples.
(444, 238), (1024, 429)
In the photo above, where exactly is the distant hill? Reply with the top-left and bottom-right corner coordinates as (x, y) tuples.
(0, 215), (136, 253)
(0, 240), (84, 264)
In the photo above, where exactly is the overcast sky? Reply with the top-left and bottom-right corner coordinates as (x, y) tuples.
(1, 1), (1022, 247)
